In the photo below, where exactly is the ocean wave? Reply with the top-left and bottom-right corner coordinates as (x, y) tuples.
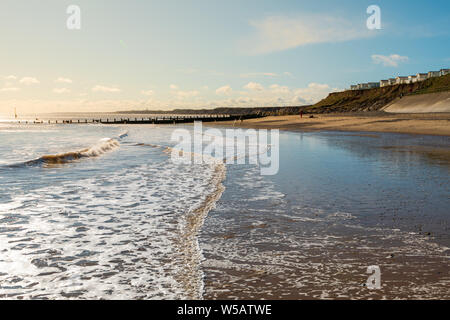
(4, 138), (120, 168)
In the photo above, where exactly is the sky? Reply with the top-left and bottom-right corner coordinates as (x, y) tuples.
(0, 0), (449, 115)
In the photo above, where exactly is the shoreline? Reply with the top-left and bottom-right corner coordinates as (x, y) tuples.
(206, 112), (450, 137)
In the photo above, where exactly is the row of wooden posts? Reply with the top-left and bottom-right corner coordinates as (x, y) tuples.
(17, 114), (262, 125)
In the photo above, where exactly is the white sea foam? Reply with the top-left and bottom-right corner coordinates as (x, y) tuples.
(0, 125), (225, 299)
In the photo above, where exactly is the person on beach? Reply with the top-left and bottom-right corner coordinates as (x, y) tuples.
(300, 110), (303, 118)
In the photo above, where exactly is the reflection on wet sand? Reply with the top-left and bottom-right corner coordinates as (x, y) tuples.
(200, 130), (450, 300)
(381, 145), (450, 168)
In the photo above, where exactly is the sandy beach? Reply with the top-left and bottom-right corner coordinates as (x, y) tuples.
(208, 112), (450, 136)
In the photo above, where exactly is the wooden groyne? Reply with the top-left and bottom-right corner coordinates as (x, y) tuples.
(17, 114), (263, 125)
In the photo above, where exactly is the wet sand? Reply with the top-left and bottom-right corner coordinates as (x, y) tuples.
(207, 112), (450, 136)
(201, 156), (450, 300)
(201, 118), (450, 300)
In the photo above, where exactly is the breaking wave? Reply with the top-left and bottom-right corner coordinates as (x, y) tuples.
(5, 138), (120, 168)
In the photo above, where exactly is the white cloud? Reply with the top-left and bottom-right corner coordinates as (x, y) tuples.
(170, 84), (179, 90)
(243, 14), (372, 54)
(55, 77), (73, 84)
(371, 54), (409, 67)
(1, 87), (20, 92)
(209, 82), (333, 107)
(53, 88), (71, 94)
(141, 89), (154, 96)
(4, 75), (17, 81)
(92, 85), (121, 93)
(19, 77), (39, 85)
(293, 82), (335, 104)
(0, 81), (337, 113)
(270, 84), (290, 94)
(291, 95), (308, 105)
(244, 82), (264, 91)
(216, 85), (233, 95)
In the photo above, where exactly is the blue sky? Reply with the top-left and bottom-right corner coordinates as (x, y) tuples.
(0, 0), (449, 114)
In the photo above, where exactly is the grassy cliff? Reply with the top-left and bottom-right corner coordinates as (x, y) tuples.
(307, 74), (450, 113)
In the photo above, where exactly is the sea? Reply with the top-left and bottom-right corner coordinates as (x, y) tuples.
(0, 113), (449, 299)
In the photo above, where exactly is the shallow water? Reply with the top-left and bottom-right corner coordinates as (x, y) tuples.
(0, 122), (449, 299)
(201, 130), (450, 299)
(0, 123), (223, 299)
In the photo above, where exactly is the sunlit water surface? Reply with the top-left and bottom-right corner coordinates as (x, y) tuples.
(0, 121), (449, 299)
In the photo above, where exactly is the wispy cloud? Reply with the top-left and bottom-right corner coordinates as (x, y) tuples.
(270, 84), (290, 94)
(19, 77), (39, 85)
(293, 83), (337, 104)
(92, 85), (121, 93)
(242, 14), (372, 54)
(216, 85), (233, 95)
(244, 82), (264, 91)
(371, 54), (409, 67)
(1, 80), (338, 113)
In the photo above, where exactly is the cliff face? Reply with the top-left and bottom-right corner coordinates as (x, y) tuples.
(308, 74), (450, 113)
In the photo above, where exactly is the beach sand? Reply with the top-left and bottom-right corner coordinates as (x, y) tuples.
(207, 112), (450, 136)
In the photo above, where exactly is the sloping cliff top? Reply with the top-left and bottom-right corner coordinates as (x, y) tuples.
(308, 74), (450, 113)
